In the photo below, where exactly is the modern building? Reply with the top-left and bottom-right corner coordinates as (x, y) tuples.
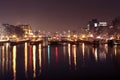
(88, 19), (108, 31)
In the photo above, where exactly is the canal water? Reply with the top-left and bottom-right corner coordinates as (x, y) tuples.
(0, 43), (120, 80)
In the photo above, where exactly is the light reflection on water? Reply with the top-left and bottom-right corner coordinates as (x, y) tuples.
(55, 47), (58, 63)
(82, 43), (85, 58)
(39, 44), (42, 74)
(94, 47), (98, 61)
(68, 43), (71, 66)
(114, 45), (117, 56)
(72, 45), (77, 69)
(33, 45), (36, 78)
(47, 45), (50, 64)
(0, 43), (120, 79)
(24, 42), (28, 78)
(6, 43), (9, 72)
(12, 45), (16, 80)
(2, 46), (5, 76)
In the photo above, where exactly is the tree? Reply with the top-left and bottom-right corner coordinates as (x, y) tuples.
(2, 24), (25, 38)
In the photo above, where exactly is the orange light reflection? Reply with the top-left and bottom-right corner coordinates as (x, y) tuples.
(6, 43), (9, 73)
(12, 46), (16, 80)
(24, 42), (28, 77)
(39, 44), (42, 73)
(82, 43), (85, 58)
(33, 45), (36, 78)
(72, 45), (77, 69)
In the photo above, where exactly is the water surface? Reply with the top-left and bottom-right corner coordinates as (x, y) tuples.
(0, 43), (120, 80)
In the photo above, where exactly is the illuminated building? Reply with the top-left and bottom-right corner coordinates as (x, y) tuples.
(87, 19), (108, 40)
(1, 24), (25, 38)
(88, 19), (108, 30)
(18, 25), (32, 35)
(87, 19), (99, 30)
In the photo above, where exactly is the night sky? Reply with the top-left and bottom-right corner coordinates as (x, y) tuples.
(0, 0), (120, 32)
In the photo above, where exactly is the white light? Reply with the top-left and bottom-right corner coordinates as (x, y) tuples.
(99, 22), (107, 26)
(110, 36), (114, 40)
(89, 34), (94, 37)
(96, 36), (101, 39)
(94, 23), (98, 27)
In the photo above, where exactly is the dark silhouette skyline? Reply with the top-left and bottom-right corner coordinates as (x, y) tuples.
(0, 0), (120, 32)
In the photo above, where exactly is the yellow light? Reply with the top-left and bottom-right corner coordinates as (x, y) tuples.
(29, 30), (31, 33)
(33, 35), (36, 38)
(25, 32), (28, 34)
(110, 36), (114, 40)
(13, 46), (16, 80)
(29, 33), (33, 35)
(82, 35), (85, 38)
(67, 35), (70, 38)
(24, 42), (28, 77)
(73, 35), (77, 38)
(82, 43), (85, 58)
(39, 35), (42, 38)
(73, 45), (77, 68)
(24, 35), (27, 38)
(32, 39), (35, 41)
(39, 44), (42, 73)
(114, 45), (117, 56)
(33, 45), (36, 78)
(12, 35), (16, 38)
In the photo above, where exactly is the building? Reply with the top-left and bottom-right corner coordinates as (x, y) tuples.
(87, 19), (108, 39)
(18, 24), (32, 36)
(88, 19), (108, 31)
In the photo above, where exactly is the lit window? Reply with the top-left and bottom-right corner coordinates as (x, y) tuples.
(94, 23), (98, 27)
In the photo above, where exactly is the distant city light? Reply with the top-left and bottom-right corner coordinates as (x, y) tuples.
(94, 23), (98, 27)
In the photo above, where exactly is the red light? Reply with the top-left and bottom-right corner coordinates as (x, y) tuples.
(55, 47), (58, 63)
(30, 45), (33, 69)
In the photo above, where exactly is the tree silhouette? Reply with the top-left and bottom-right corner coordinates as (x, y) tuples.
(2, 24), (25, 38)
